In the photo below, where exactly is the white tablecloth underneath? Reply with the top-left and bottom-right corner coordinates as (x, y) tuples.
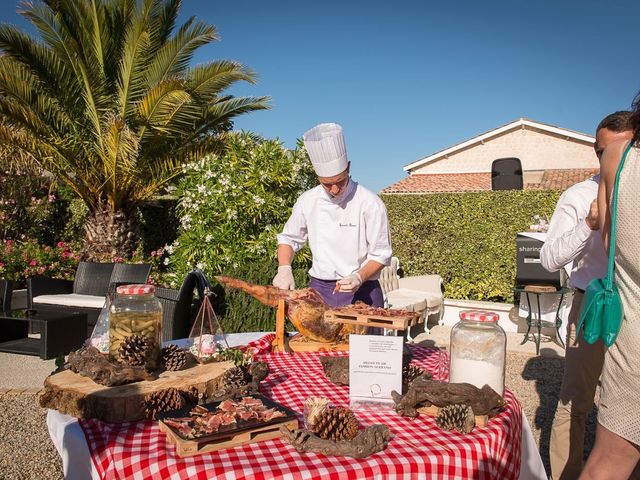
(46, 333), (548, 480)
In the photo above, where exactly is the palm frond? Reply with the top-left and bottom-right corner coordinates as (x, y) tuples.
(187, 61), (258, 101)
(143, 18), (217, 88)
(149, 0), (180, 45)
(136, 79), (192, 136)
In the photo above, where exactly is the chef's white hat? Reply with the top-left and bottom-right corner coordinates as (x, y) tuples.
(303, 123), (349, 177)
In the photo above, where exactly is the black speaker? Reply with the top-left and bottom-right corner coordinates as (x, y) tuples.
(491, 157), (523, 191)
(515, 234), (561, 287)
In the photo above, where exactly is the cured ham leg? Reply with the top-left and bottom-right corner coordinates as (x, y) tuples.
(215, 276), (344, 343)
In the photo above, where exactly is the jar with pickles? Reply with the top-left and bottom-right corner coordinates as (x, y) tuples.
(109, 284), (162, 366)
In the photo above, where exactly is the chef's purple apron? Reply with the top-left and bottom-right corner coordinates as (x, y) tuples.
(309, 277), (384, 309)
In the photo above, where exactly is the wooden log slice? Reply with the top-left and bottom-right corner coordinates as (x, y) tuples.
(40, 361), (234, 422)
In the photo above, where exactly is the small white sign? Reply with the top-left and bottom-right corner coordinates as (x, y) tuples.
(349, 334), (403, 409)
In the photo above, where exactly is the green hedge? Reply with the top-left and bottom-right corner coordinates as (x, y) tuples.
(382, 190), (561, 303)
(211, 260), (311, 333)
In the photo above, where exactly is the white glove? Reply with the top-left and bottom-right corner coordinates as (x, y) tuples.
(336, 273), (362, 293)
(273, 265), (296, 290)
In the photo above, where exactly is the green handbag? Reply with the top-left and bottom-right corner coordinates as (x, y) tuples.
(577, 142), (633, 347)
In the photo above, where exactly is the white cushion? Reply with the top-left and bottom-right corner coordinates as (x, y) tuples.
(386, 288), (443, 312)
(33, 293), (107, 309)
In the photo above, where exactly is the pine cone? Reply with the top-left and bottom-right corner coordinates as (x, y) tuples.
(435, 404), (475, 434)
(222, 365), (250, 389)
(403, 364), (425, 387)
(161, 344), (188, 371)
(119, 334), (153, 367)
(143, 388), (187, 420)
(313, 406), (360, 441)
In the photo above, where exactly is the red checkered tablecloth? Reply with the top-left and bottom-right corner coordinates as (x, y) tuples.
(80, 334), (522, 479)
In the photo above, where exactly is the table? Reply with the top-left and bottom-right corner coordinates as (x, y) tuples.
(516, 286), (572, 355)
(0, 308), (87, 360)
(47, 333), (548, 480)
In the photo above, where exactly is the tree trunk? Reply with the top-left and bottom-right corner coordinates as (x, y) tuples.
(83, 204), (139, 261)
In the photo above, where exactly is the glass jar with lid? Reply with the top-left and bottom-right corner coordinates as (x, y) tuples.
(449, 310), (506, 395)
(109, 284), (162, 366)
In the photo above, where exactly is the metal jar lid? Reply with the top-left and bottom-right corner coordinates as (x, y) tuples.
(459, 309), (499, 322)
(116, 284), (155, 295)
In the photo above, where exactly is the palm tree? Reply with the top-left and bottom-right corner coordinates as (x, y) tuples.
(0, 0), (269, 259)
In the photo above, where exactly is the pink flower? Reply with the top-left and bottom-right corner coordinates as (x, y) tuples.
(56, 241), (65, 248)
(0, 262), (4, 268)
(5, 240), (13, 246)
(37, 266), (46, 274)
(29, 260), (38, 266)
(44, 246), (51, 252)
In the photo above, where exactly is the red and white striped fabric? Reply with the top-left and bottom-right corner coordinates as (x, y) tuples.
(116, 284), (155, 295)
(459, 310), (500, 322)
(80, 334), (522, 480)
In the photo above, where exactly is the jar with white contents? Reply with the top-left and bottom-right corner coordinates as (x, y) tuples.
(448, 310), (506, 396)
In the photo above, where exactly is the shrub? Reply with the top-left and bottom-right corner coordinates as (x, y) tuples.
(164, 132), (316, 288)
(211, 262), (310, 333)
(382, 190), (561, 303)
(0, 239), (81, 287)
(0, 167), (76, 245)
(137, 198), (179, 257)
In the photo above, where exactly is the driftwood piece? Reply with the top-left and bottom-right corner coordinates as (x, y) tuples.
(279, 424), (391, 459)
(319, 356), (350, 385)
(65, 346), (156, 386)
(205, 361), (271, 402)
(391, 376), (507, 418)
(320, 346), (429, 388)
(249, 361), (270, 383)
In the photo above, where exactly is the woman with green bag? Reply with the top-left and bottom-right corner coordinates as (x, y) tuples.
(580, 98), (640, 479)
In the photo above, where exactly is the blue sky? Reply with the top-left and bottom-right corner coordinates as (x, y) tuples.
(2, 0), (639, 192)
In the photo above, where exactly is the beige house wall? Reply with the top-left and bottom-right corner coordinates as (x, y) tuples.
(412, 127), (598, 175)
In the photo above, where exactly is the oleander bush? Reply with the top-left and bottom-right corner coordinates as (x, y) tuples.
(382, 190), (561, 303)
(164, 132), (316, 289)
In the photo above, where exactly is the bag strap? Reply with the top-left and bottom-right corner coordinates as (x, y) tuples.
(605, 142), (634, 289)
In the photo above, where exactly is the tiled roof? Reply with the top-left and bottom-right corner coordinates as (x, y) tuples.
(528, 168), (598, 190)
(381, 169), (598, 194)
(381, 173), (491, 194)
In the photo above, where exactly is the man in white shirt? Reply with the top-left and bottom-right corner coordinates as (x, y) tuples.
(273, 123), (392, 308)
(541, 111), (633, 480)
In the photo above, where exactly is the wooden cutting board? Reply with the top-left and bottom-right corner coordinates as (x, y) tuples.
(41, 360), (234, 423)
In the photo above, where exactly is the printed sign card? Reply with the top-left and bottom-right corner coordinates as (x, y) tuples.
(349, 334), (403, 409)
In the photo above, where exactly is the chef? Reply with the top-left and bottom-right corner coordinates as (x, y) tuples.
(273, 122), (392, 309)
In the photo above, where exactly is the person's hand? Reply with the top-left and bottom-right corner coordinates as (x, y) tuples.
(586, 199), (599, 231)
(272, 265), (295, 290)
(335, 273), (362, 293)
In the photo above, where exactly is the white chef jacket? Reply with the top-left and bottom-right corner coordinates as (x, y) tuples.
(276, 181), (392, 281)
(539, 176), (607, 290)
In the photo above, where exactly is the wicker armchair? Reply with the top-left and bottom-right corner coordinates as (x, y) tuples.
(155, 271), (201, 341)
(27, 262), (151, 328)
(0, 279), (13, 311)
